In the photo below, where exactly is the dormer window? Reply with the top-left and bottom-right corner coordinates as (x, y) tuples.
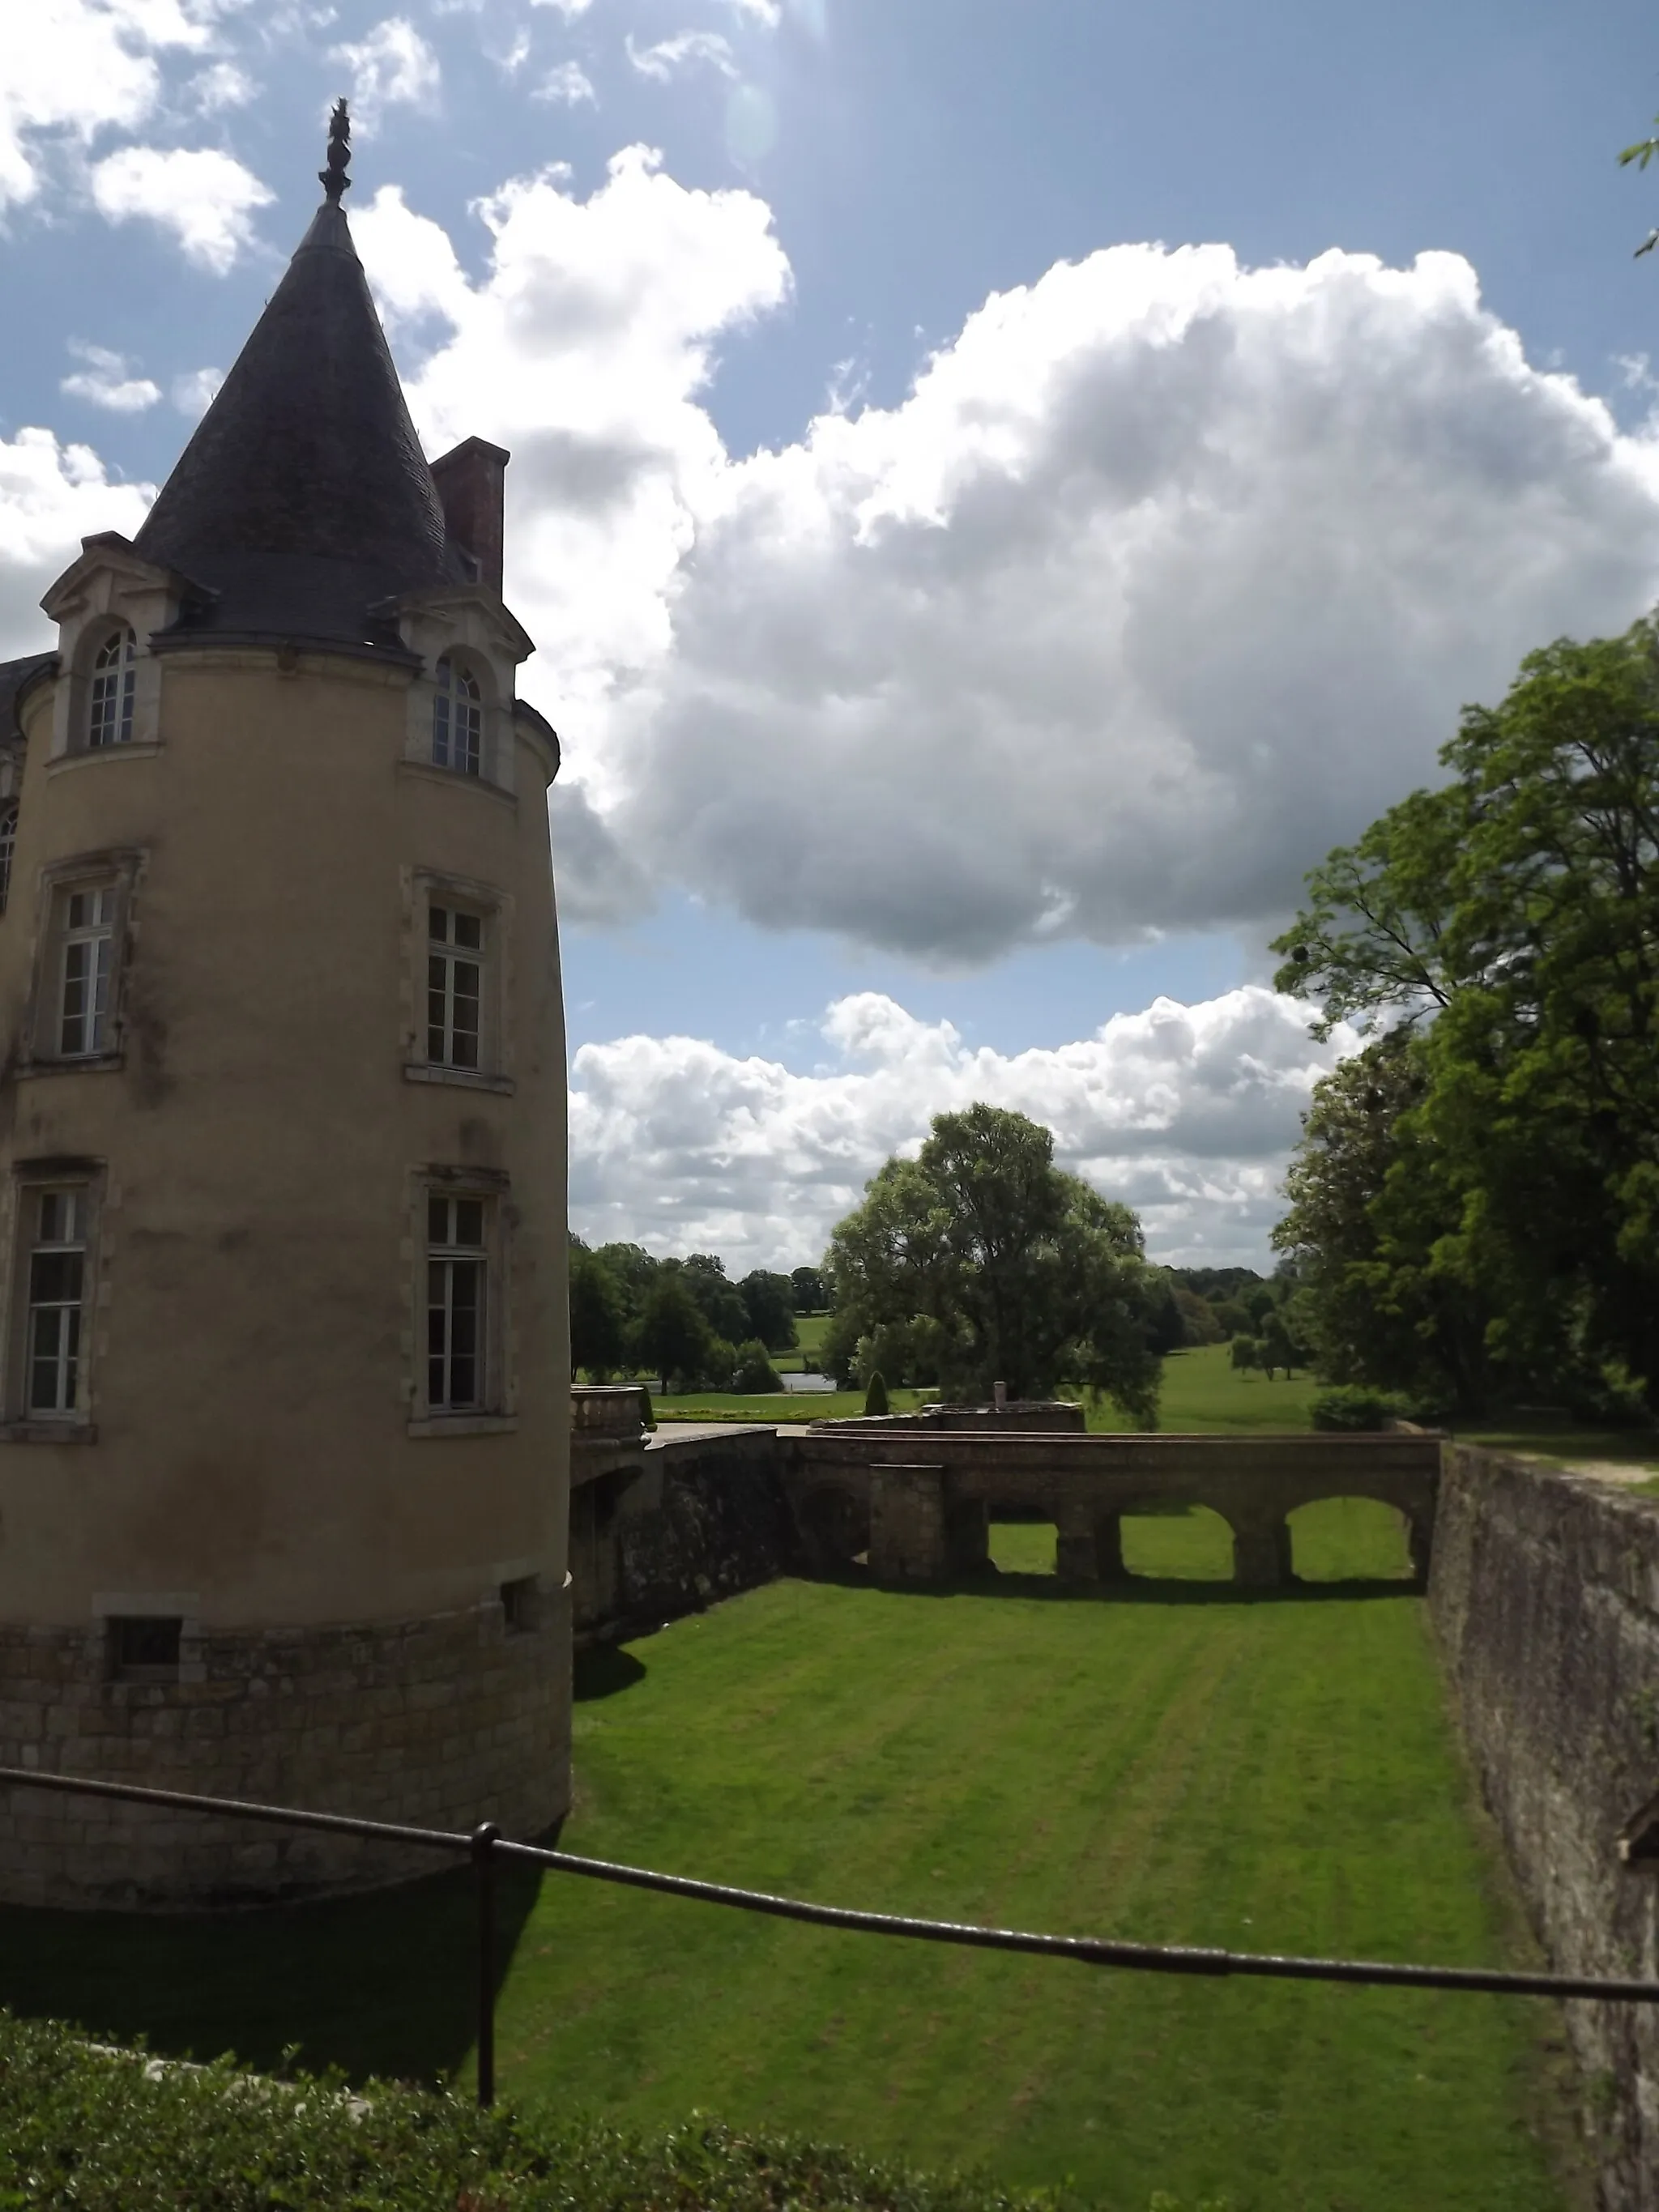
(432, 656), (482, 778)
(87, 628), (136, 749)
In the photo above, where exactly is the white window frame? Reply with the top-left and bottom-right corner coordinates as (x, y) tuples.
(25, 1187), (87, 1417)
(0, 801), (16, 917)
(87, 627), (136, 749)
(3, 1166), (104, 1435)
(24, 854), (140, 1072)
(404, 872), (513, 1093)
(55, 883), (116, 1057)
(411, 1173), (514, 1433)
(432, 655), (484, 778)
(427, 1191), (488, 1414)
(426, 901), (485, 1072)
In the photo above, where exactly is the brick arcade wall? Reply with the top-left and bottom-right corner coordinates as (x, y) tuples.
(1430, 1447), (1659, 2212)
(0, 1583), (571, 1909)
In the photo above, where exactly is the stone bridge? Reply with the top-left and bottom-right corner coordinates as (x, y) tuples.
(781, 1423), (1441, 1590)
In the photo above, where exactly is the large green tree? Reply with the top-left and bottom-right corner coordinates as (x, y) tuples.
(738, 1270), (799, 1352)
(569, 1239), (630, 1379)
(1273, 616), (1659, 1414)
(633, 1275), (717, 1392)
(825, 1103), (1162, 1422)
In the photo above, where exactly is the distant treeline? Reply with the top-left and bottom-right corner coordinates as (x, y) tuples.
(569, 1242), (824, 1393)
(570, 1228), (1289, 1397)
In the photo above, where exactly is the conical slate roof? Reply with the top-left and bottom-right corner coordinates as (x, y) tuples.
(135, 183), (459, 650)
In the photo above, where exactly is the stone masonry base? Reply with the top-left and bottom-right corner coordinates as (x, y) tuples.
(0, 1582), (572, 1909)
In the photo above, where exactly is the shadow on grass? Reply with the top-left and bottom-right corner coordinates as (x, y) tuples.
(810, 1566), (1418, 1606)
(0, 1848), (545, 2088)
(575, 1644), (648, 1699)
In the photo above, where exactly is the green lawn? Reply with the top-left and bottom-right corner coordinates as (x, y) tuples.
(1089, 1344), (1320, 1433)
(772, 1311), (833, 1375)
(0, 1502), (1572, 2212)
(655, 1345), (1319, 1430)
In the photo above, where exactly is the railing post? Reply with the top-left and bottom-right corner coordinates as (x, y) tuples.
(471, 1820), (500, 2108)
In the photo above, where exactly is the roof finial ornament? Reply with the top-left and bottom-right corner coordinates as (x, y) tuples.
(319, 99), (352, 203)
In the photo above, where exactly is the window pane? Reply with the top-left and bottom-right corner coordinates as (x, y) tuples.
(454, 913), (482, 951)
(429, 906), (449, 944)
(428, 1197), (449, 1247)
(30, 1251), (83, 1306)
(454, 1200), (484, 1249)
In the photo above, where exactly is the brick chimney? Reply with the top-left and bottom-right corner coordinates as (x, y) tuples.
(431, 437), (510, 595)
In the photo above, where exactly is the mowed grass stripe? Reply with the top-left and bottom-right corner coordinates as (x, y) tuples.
(500, 1500), (1569, 2210)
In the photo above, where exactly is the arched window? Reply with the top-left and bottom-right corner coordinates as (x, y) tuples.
(87, 628), (136, 749)
(0, 803), (15, 915)
(432, 656), (483, 778)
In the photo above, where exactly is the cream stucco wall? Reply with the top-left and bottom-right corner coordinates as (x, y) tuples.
(0, 638), (569, 1633)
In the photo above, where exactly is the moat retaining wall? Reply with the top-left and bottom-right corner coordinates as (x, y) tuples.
(573, 1430), (802, 1643)
(0, 1584), (571, 1909)
(1430, 1444), (1659, 2211)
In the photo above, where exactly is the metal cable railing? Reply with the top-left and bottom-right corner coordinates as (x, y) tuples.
(2, 1762), (1656, 2109)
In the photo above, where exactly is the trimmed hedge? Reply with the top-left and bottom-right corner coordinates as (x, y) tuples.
(0, 2010), (1215, 2212)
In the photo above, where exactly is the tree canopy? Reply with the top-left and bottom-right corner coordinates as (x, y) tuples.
(1273, 616), (1659, 1417)
(825, 1103), (1162, 1422)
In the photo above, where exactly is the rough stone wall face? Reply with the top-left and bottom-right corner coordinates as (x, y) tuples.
(1429, 1447), (1659, 2211)
(0, 1585), (571, 1909)
(609, 1436), (801, 1631)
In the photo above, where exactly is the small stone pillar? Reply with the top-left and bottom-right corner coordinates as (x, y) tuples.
(945, 1492), (991, 1576)
(1231, 1517), (1290, 1590)
(1055, 1504), (1116, 1583)
(869, 1464), (950, 1583)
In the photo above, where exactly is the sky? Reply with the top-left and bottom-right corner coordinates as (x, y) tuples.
(6, 0), (1659, 1275)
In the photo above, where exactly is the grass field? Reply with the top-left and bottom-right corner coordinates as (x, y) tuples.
(655, 1345), (1318, 1430)
(0, 1502), (1575, 2212)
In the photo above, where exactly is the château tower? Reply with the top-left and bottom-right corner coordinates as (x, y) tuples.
(0, 112), (571, 1905)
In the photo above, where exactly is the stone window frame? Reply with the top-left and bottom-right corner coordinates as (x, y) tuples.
(0, 1154), (109, 1440)
(397, 612), (520, 801)
(406, 1165), (518, 1438)
(400, 866), (515, 1096)
(50, 606), (165, 765)
(17, 849), (145, 1078)
(90, 1590), (206, 1691)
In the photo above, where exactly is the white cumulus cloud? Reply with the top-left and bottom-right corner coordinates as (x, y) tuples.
(186, 59), (254, 113)
(171, 364), (224, 416)
(0, 0), (221, 209)
(0, 428), (154, 660)
(59, 342), (162, 413)
(599, 245), (1659, 961)
(534, 60), (596, 105)
(89, 143), (273, 272)
(352, 147), (790, 749)
(569, 986), (1356, 1272)
(353, 174), (1659, 964)
(330, 17), (441, 130)
(626, 30), (738, 80)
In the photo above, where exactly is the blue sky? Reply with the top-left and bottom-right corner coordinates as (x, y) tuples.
(6, 0), (1659, 1267)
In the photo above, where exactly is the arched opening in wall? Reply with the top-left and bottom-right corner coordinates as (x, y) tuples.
(1287, 1497), (1415, 1583)
(798, 1483), (870, 1575)
(1120, 1503), (1235, 1582)
(987, 1514), (1059, 1575)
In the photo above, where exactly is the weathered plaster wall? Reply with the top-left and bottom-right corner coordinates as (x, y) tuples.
(1430, 1445), (1659, 2211)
